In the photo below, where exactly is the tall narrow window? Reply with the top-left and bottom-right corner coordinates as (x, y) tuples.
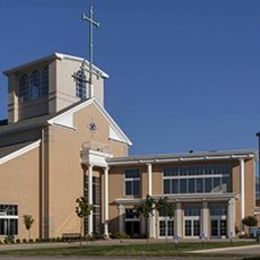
(41, 66), (49, 97)
(124, 169), (140, 196)
(0, 205), (18, 235)
(19, 74), (29, 101)
(30, 71), (40, 100)
(75, 69), (87, 99)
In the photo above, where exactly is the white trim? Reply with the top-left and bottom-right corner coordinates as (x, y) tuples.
(0, 140), (41, 165)
(55, 53), (109, 78)
(88, 165), (93, 235)
(0, 216), (18, 219)
(47, 98), (132, 146)
(104, 167), (109, 237)
(240, 158), (245, 227)
(147, 163), (152, 196)
(108, 153), (255, 165)
(4, 52), (109, 79)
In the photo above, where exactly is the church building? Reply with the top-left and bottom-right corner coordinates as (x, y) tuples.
(0, 52), (257, 240)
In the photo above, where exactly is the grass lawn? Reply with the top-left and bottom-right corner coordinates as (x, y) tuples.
(0, 241), (257, 256)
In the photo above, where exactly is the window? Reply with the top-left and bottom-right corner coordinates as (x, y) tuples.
(163, 164), (231, 194)
(41, 67), (49, 96)
(210, 205), (227, 216)
(184, 207), (200, 216)
(159, 220), (174, 237)
(19, 67), (49, 102)
(125, 208), (139, 220)
(75, 69), (87, 99)
(0, 205), (18, 235)
(30, 71), (41, 100)
(83, 176), (101, 235)
(19, 74), (29, 101)
(124, 169), (140, 196)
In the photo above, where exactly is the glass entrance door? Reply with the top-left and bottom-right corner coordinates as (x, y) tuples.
(184, 218), (200, 238)
(211, 218), (227, 238)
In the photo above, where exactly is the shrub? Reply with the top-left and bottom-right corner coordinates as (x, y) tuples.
(56, 237), (61, 242)
(15, 239), (21, 243)
(239, 233), (249, 239)
(4, 235), (15, 244)
(113, 232), (130, 239)
(242, 216), (258, 227)
(85, 234), (95, 241)
(35, 238), (40, 243)
(28, 238), (34, 243)
(22, 238), (27, 243)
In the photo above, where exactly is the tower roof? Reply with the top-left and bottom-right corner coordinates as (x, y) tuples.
(3, 52), (109, 79)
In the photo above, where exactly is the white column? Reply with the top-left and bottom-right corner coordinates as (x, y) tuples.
(147, 163), (155, 238)
(201, 201), (209, 239)
(88, 165), (93, 235)
(147, 163), (152, 196)
(240, 158), (245, 228)
(149, 204), (156, 239)
(174, 202), (182, 238)
(104, 167), (109, 237)
(118, 204), (125, 233)
(89, 83), (94, 98)
(227, 198), (236, 238)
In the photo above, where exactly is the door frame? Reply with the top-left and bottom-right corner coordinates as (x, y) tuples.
(183, 216), (200, 238)
(210, 215), (227, 239)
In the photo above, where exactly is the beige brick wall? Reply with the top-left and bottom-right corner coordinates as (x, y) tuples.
(0, 147), (40, 239)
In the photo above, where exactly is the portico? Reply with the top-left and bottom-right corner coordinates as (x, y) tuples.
(80, 141), (112, 237)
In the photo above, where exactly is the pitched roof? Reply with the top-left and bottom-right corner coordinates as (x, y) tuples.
(0, 98), (132, 146)
(0, 140), (41, 165)
(48, 98), (133, 146)
(0, 100), (85, 136)
(0, 140), (36, 159)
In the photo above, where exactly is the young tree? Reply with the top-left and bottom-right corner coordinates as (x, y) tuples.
(75, 196), (93, 246)
(23, 214), (34, 240)
(156, 197), (174, 243)
(242, 216), (258, 227)
(137, 195), (155, 242)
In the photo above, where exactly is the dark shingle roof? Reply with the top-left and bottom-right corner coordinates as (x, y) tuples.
(0, 99), (87, 136)
(0, 140), (36, 159)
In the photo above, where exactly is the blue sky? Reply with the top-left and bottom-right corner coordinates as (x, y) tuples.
(0, 0), (260, 155)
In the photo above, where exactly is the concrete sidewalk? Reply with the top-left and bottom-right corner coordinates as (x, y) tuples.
(193, 243), (260, 255)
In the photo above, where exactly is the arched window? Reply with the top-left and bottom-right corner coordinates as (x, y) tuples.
(19, 74), (29, 101)
(30, 71), (40, 101)
(75, 69), (87, 99)
(41, 67), (49, 97)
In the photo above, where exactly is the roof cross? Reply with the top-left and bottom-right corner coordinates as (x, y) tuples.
(82, 5), (100, 98)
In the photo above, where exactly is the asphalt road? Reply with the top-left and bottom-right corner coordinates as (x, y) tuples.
(0, 257), (245, 260)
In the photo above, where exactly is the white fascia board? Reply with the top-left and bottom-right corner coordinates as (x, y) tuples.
(0, 140), (41, 165)
(108, 153), (254, 165)
(47, 98), (132, 146)
(55, 53), (109, 79)
(93, 99), (132, 146)
(3, 52), (109, 79)
(47, 99), (93, 128)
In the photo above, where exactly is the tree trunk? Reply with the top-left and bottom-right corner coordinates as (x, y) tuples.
(80, 218), (83, 247)
(146, 218), (149, 244)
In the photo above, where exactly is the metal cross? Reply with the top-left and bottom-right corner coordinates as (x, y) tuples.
(82, 5), (100, 98)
